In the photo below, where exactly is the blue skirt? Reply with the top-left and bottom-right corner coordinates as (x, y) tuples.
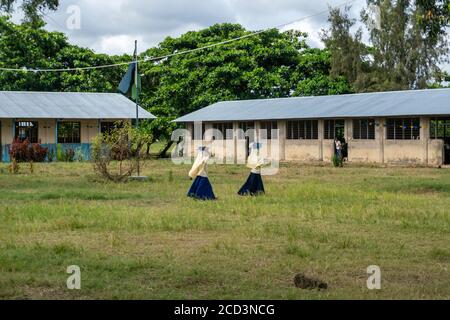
(187, 176), (216, 200)
(238, 173), (265, 196)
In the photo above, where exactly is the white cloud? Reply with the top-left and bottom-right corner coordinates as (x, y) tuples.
(39, 0), (353, 55)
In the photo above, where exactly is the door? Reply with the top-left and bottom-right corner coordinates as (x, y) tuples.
(334, 120), (347, 159)
(431, 118), (450, 165)
(444, 138), (450, 165)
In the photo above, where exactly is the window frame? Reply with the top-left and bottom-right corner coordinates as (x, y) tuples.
(100, 121), (124, 135)
(324, 119), (345, 140)
(386, 118), (420, 140)
(15, 121), (39, 143)
(57, 121), (81, 144)
(238, 122), (255, 140)
(211, 122), (234, 140)
(287, 120), (319, 140)
(353, 118), (376, 140)
(430, 117), (450, 140)
(259, 121), (278, 140)
(191, 123), (206, 140)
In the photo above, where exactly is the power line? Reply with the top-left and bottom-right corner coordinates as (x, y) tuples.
(0, 0), (356, 73)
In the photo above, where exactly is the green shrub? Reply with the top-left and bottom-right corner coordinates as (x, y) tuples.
(332, 155), (343, 167)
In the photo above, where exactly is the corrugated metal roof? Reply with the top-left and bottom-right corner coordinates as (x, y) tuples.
(174, 88), (450, 122)
(0, 91), (156, 119)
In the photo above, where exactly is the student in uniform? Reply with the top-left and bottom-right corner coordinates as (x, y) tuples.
(238, 142), (265, 196)
(187, 146), (216, 200)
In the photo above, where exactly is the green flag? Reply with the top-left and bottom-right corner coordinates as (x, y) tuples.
(118, 63), (141, 101)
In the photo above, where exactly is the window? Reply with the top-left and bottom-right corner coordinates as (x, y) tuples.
(353, 119), (375, 140)
(238, 121), (255, 140)
(287, 120), (318, 139)
(15, 121), (39, 143)
(191, 123), (206, 140)
(324, 119), (345, 140)
(101, 121), (124, 134)
(260, 121), (278, 139)
(430, 118), (450, 139)
(238, 122), (255, 139)
(212, 122), (233, 140)
(57, 122), (81, 144)
(386, 118), (420, 140)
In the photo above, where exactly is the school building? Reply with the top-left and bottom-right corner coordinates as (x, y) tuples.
(174, 88), (450, 166)
(0, 91), (156, 162)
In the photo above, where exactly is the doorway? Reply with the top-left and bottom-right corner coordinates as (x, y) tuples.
(445, 137), (450, 165)
(325, 119), (347, 160)
(335, 122), (345, 142)
(431, 118), (450, 165)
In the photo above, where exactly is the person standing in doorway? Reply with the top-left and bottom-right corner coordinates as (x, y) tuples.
(334, 138), (343, 167)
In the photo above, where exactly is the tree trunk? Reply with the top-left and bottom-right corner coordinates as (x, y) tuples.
(158, 141), (174, 158)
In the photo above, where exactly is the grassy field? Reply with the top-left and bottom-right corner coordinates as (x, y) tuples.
(0, 160), (449, 300)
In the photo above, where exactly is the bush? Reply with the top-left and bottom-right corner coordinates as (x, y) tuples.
(9, 139), (49, 163)
(62, 148), (75, 162)
(74, 147), (84, 162)
(56, 145), (78, 162)
(91, 122), (150, 182)
(332, 154), (343, 167)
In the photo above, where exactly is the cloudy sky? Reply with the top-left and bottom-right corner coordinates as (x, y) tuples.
(9, 0), (449, 72)
(12, 0), (365, 55)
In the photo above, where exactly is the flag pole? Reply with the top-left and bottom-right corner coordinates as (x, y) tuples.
(134, 40), (139, 129)
(134, 40), (141, 177)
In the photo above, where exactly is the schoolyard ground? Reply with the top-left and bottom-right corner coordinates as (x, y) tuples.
(0, 160), (449, 299)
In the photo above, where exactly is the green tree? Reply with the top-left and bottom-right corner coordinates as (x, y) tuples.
(324, 1), (449, 92)
(292, 48), (352, 96)
(0, 0), (59, 24)
(0, 17), (124, 92)
(361, 0), (449, 89)
(321, 6), (375, 92)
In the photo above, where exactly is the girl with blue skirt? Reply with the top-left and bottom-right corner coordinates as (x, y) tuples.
(238, 142), (265, 196)
(187, 146), (216, 200)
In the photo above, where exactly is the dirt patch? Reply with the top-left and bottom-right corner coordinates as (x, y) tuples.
(294, 273), (328, 290)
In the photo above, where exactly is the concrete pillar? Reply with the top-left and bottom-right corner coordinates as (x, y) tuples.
(255, 121), (261, 140)
(420, 117), (430, 165)
(318, 120), (324, 161)
(378, 118), (385, 164)
(278, 120), (286, 161)
(233, 121), (238, 164)
(345, 119), (352, 141)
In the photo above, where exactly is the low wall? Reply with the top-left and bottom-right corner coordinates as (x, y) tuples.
(285, 140), (321, 161)
(384, 140), (425, 164)
(1, 143), (92, 162)
(348, 140), (380, 163)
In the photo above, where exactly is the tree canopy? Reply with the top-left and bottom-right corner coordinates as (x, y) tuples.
(0, 16), (125, 92)
(323, 1), (450, 92)
(0, 0), (58, 23)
